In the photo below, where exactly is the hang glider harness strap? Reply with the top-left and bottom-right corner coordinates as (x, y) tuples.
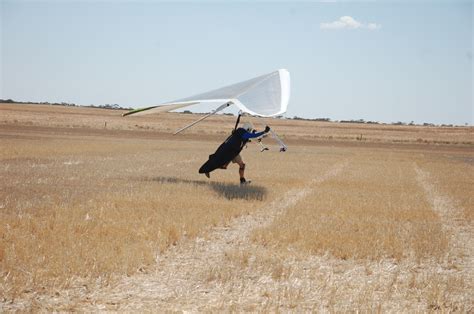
(173, 101), (233, 135)
(234, 112), (242, 131)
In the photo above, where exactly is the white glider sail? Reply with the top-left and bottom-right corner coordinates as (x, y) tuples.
(123, 69), (290, 117)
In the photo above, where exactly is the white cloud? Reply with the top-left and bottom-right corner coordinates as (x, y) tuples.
(321, 16), (381, 30)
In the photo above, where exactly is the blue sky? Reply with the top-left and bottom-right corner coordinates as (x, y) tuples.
(1, 1), (472, 125)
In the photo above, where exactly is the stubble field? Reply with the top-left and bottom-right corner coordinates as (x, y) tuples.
(0, 103), (473, 311)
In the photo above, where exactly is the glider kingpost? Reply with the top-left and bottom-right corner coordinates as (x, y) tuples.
(123, 69), (290, 151)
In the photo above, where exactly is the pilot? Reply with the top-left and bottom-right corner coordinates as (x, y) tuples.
(205, 122), (270, 184)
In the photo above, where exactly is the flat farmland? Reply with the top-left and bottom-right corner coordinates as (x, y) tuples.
(0, 103), (473, 311)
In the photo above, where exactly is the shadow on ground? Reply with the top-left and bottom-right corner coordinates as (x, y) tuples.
(147, 176), (267, 201)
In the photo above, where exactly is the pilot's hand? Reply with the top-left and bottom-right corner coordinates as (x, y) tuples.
(264, 126), (271, 133)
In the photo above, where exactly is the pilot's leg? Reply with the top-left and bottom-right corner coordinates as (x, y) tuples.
(232, 155), (246, 184)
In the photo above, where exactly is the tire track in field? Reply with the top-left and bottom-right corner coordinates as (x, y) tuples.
(414, 164), (474, 294)
(44, 161), (348, 311)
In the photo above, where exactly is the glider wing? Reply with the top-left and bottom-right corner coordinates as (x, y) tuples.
(122, 101), (199, 117)
(122, 69), (290, 117)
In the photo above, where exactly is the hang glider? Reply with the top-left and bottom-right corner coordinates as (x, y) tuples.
(122, 69), (290, 150)
(123, 69), (290, 118)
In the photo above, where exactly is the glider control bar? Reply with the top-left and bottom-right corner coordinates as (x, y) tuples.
(173, 101), (233, 135)
(253, 125), (287, 152)
(269, 129), (287, 152)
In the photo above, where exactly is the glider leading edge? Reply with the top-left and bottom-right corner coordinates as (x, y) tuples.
(122, 69), (291, 183)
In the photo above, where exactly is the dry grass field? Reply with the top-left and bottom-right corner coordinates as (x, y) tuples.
(0, 103), (472, 311)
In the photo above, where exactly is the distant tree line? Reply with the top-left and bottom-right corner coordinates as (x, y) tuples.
(0, 99), (467, 127)
(290, 116), (462, 127)
(0, 99), (132, 110)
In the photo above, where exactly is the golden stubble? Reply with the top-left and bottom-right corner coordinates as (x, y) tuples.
(252, 150), (449, 261)
(0, 104), (472, 311)
(417, 155), (473, 222)
(0, 128), (319, 299)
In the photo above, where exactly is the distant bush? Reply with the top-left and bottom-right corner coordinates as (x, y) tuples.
(340, 119), (365, 124)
